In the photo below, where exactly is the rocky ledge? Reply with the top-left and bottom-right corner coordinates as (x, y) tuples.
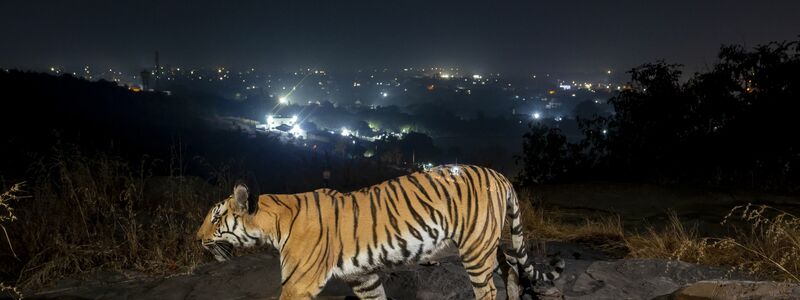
(26, 242), (799, 300)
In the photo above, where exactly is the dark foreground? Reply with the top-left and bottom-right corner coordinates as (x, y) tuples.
(25, 242), (800, 300)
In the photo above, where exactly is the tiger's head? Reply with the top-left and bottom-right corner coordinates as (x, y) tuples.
(196, 183), (263, 262)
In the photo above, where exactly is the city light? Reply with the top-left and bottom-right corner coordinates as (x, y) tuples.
(341, 127), (351, 136)
(290, 115), (298, 124)
(279, 96), (288, 104)
(381, 92), (388, 98)
(267, 115), (274, 124)
(533, 112), (541, 119)
(290, 124), (305, 137)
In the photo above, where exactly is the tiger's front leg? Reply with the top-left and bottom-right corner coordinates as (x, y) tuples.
(278, 257), (332, 300)
(345, 273), (387, 300)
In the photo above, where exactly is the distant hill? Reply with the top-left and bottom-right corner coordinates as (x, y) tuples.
(0, 70), (402, 192)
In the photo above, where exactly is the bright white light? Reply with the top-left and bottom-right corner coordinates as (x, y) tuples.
(279, 96), (288, 104)
(290, 124), (305, 137)
(602, 129), (608, 135)
(607, 70), (612, 75)
(341, 127), (351, 136)
(381, 92), (388, 98)
(554, 116), (563, 122)
(440, 73), (451, 79)
(451, 166), (460, 175)
(533, 112), (541, 119)
(472, 74), (482, 79)
(267, 115), (274, 124)
(290, 115), (298, 124)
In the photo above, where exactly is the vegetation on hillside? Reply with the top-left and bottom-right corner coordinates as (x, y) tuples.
(517, 40), (800, 191)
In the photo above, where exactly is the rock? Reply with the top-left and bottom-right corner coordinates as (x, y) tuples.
(554, 258), (745, 300)
(26, 242), (787, 300)
(666, 280), (800, 300)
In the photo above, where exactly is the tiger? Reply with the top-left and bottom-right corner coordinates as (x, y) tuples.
(196, 164), (564, 300)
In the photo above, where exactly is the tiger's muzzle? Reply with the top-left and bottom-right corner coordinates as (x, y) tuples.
(202, 241), (234, 262)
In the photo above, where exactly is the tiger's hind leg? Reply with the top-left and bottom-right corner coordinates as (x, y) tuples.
(346, 273), (387, 300)
(457, 240), (500, 300)
(497, 248), (522, 300)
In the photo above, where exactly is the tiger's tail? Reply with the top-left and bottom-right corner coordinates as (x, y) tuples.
(503, 187), (564, 293)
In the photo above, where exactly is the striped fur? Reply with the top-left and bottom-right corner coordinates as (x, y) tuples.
(196, 165), (563, 300)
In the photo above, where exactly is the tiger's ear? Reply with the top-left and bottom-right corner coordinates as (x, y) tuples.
(231, 183), (249, 214)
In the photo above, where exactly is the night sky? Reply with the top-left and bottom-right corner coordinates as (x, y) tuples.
(2, 0), (799, 74)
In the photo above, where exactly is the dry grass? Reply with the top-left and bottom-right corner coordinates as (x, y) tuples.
(517, 189), (800, 282)
(0, 144), (231, 292)
(717, 204), (800, 281)
(516, 190), (628, 257)
(1, 183), (25, 298)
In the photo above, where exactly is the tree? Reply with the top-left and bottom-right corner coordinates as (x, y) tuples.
(515, 123), (572, 185)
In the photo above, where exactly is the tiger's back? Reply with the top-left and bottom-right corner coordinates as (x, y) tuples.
(327, 165), (510, 276)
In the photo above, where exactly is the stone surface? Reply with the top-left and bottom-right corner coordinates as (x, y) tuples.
(666, 280), (800, 300)
(25, 243), (798, 300)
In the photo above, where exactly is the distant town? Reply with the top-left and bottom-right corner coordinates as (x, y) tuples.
(7, 54), (626, 172)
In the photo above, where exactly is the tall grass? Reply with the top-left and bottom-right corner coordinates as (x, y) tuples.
(1, 183), (25, 298)
(718, 204), (800, 281)
(0, 144), (228, 291)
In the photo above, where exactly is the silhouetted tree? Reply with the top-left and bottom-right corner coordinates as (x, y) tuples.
(517, 39), (800, 191)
